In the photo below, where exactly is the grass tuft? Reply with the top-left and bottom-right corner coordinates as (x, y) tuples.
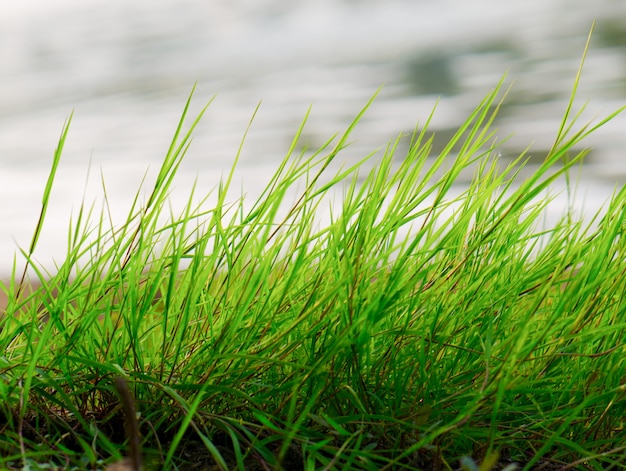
(1, 47), (626, 470)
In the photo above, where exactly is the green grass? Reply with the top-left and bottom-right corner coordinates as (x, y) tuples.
(1, 46), (626, 470)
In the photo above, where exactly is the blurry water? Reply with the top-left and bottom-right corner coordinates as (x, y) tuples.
(1, 0), (625, 273)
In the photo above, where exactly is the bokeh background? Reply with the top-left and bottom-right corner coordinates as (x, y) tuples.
(1, 0), (626, 273)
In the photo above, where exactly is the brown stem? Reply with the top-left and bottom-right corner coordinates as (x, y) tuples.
(114, 377), (143, 471)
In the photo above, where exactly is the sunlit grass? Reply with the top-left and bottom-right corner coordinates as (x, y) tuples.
(1, 40), (626, 470)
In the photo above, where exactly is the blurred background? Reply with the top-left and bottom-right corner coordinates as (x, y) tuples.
(1, 0), (626, 273)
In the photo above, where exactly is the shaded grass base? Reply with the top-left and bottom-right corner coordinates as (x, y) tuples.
(1, 410), (596, 471)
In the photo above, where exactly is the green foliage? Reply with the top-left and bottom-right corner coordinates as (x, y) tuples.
(1, 46), (625, 471)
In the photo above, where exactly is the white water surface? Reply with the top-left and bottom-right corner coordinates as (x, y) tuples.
(1, 0), (625, 274)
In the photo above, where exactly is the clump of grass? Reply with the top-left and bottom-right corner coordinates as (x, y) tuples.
(1, 47), (626, 471)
